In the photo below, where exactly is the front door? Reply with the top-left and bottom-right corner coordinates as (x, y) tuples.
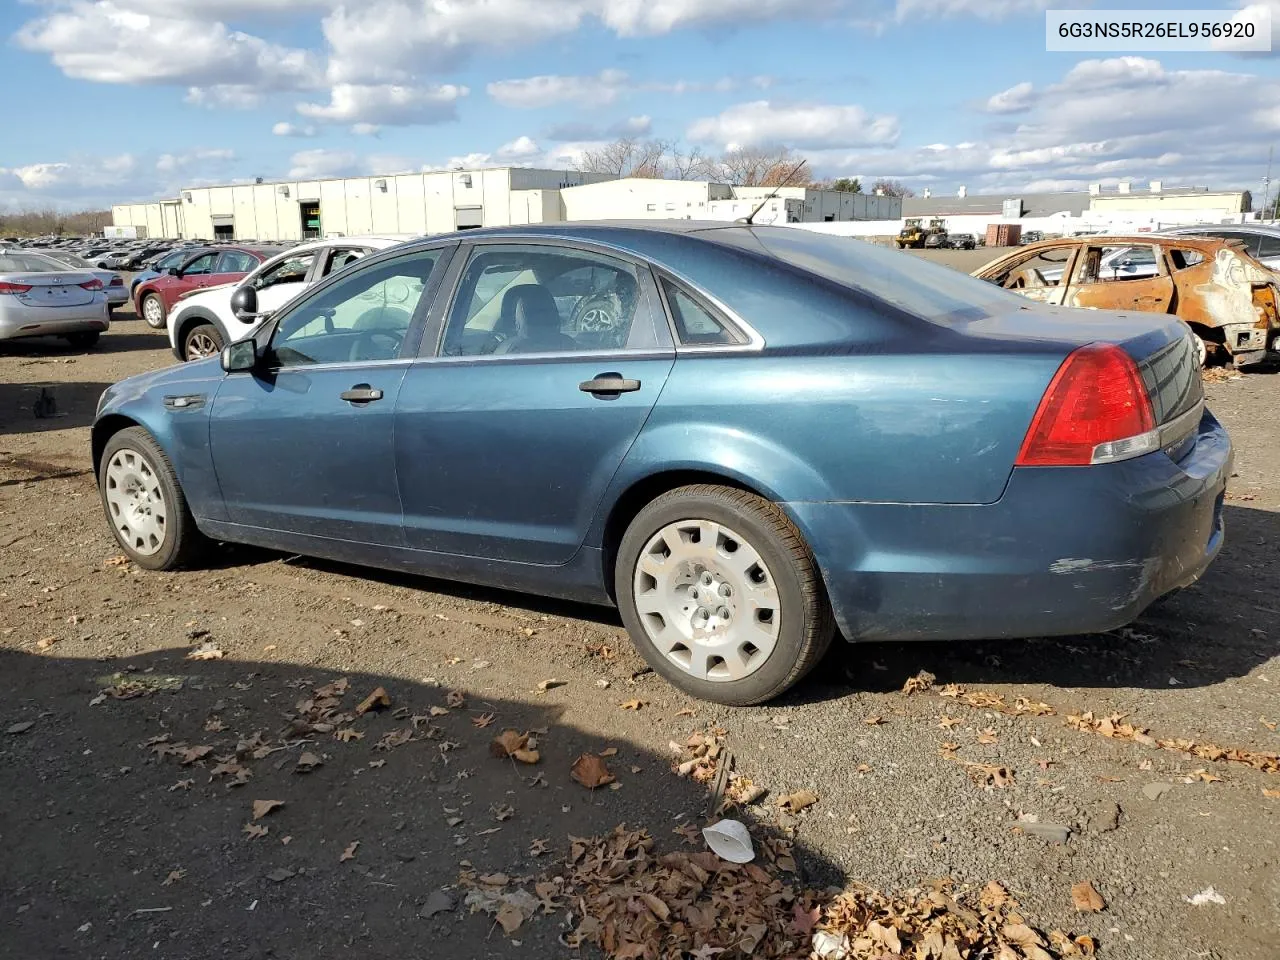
(395, 241), (675, 564)
(981, 243), (1080, 306)
(208, 247), (447, 545)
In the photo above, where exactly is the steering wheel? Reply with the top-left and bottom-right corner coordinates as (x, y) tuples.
(348, 329), (402, 363)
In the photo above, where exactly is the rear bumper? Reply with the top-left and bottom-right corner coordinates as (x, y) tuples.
(0, 308), (110, 341)
(789, 409), (1232, 642)
(105, 288), (128, 307)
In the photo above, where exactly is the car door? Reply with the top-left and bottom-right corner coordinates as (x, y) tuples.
(208, 247), (450, 545)
(395, 241), (675, 565)
(978, 243), (1080, 305)
(250, 249), (319, 316)
(1062, 242), (1174, 314)
(159, 250), (219, 307)
(208, 250), (259, 291)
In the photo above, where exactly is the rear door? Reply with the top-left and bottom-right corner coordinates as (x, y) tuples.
(1063, 242), (1174, 314)
(394, 240), (675, 564)
(978, 242), (1080, 305)
(209, 250), (260, 290)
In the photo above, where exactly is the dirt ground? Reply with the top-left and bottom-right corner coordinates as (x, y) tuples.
(1, 267), (1277, 960)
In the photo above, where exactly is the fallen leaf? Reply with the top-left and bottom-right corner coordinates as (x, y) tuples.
(169, 779), (194, 791)
(294, 752), (324, 773)
(36, 636), (57, 651)
(446, 691), (466, 708)
(599, 747), (618, 757)
(570, 753), (615, 789)
(314, 678), (349, 698)
(368, 759), (386, 769)
(335, 728), (364, 743)
(204, 717), (225, 733)
(856, 763), (871, 774)
(472, 712), (496, 728)
(242, 823), (268, 840)
(675, 707), (696, 717)
(493, 803), (514, 821)
(902, 670), (934, 694)
(537, 679), (566, 691)
(981, 881), (1010, 909)
(340, 841), (359, 862)
(496, 902), (525, 935)
(1262, 717), (1278, 732)
(619, 699), (648, 711)
(179, 746), (213, 765)
(528, 838), (549, 856)
(162, 870), (185, 886)
(938, 716), (962, 730)
(777, 789), (818, 813)
(863, 715), (886, 726)
(355, 687), (391, 715)
(1071, 880), (1105, 913)
(1263, 788), (1280, 799)
(186, 643), (224, 661)
(479, 872), (510, 886)
(977, 728), (999, 745)
(1190, 769), (1223, 783)
(252, 799), (284, 820)
(790, 902), (822, 935)
(429, 705), (450, 717)
(490, 729), (529, 757)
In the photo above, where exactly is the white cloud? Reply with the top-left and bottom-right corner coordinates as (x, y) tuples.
(287, 148), (362, 179)
(155, 149), (236, 175)
(688, 100), (901, 150)
(496, 136), (541, 159)
(272, 122), (318, 137)
(984, 81), (1036, 114)
(487, 70), (629, 108)
(351, 123), (381, 136)
(600, 0), (842, 36)
(297, 83), (467, 126)
(184, 85), (262, 109)
(893, 0), (1051, 19)
(0, 149), (243, 210)
(617, 115), (653, 135)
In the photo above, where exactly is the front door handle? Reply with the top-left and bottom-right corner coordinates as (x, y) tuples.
(579, 374), (641, 396)
(340, 384), (384, 404)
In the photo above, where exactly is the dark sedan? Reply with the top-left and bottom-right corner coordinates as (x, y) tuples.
(92, 223), (1229, 705)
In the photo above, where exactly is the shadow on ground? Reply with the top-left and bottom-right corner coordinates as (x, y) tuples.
(0, 381), (114, 439)
(0, 647), (840, 960)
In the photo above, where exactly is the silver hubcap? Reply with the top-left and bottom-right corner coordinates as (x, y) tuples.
(143, 297), (163, 325)
(187, 332), (219, 359)
(633, 519), (781, 682)
(104, 449), (167, 556)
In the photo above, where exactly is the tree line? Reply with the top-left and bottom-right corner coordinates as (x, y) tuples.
(0, 208), (112, 238)
(573, 139), (914, 196)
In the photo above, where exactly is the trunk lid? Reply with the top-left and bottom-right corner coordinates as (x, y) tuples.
(2, 270), (99, 308)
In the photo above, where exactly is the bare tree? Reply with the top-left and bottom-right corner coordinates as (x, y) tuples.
(716, 146), (809, 187)
(0, 208), (112, 237)
(576, 138), (672, 179)
(667, 146), (717, 181)
(870, 178), (914, 198)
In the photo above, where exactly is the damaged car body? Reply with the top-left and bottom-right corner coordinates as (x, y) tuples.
(973, 235), (1280, 366)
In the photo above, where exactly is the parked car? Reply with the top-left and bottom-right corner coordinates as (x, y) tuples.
(130, 247), (200, 304)
(973, 235), (1280, 365)
(1156, 223), (1280, 271)
(0, 252), (108, 347)
(21, 249), (128, 313)
(92, 222), (1229, 705)
(949, 233), (977, 250)
(133, 246), (281, 330)
(167, 235), (410, 361)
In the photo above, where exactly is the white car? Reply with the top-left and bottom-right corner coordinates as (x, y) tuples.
(166, 236), (413, 361)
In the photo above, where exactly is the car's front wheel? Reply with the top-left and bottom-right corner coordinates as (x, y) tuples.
(140, 293), (166, 329)
(183, 323), (224, 361)
(99, 427), (206, 570)
(615, 484), (835, 706)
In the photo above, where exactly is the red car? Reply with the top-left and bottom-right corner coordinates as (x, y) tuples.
(134, 246), (282, 329)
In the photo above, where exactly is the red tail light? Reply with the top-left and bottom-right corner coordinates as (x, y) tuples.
(0, 281), (32, 295)
(109, 276), (124, 286)
(1016, 343), (1157, 466)
(80, 278), (104, 291)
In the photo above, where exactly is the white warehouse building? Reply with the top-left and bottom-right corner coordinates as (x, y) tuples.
(111, 168), (902, 241)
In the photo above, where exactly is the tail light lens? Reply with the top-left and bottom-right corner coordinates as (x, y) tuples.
(109, 276), (124, 286)
(80, 278), (104, 291)
(1016, 343), (1157, 466)
(0, 281), (32, 294)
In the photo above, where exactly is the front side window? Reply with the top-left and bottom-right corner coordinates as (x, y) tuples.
(322, 247), (368, 277)
(217, 251), (259, 274)
(987, 246), (1075, 290)
(441, 244), (642, 356)
(182, 253), (217, 276)
(253, 251), (316, 290)
(268, 250), (440, 367)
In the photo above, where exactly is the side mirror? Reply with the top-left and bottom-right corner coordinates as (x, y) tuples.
(166, 266), (181, 277)
(220, 338), (258, 373)
(230, 285), (259, 322)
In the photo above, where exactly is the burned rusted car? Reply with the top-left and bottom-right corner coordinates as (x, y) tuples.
(973, 235), (1280, 365)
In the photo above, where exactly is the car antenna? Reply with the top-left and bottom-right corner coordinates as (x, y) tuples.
(740, 158), (810, 225)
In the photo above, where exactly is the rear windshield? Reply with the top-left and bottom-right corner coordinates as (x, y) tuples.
(742, 227), (1023, 322)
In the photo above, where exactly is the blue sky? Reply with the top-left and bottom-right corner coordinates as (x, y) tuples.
(3, 0), (1280, 209)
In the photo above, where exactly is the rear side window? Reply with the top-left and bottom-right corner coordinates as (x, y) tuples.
(660, 278), (746, 346)
(1256, 234), (1280, 259)
(217, 251), (258, 273)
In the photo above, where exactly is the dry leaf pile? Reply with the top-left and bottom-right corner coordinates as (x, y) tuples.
(561, 825), (803, 959)
(816, 879), (1097, 960)
(939, 685), (1055, 717)
(1067, 711), (1279, 775)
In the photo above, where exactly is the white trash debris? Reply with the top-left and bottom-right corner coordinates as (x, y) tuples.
(811, 930), (850, 958)
(1184, 886), (1226, 906)
(702, 819), (755, 863)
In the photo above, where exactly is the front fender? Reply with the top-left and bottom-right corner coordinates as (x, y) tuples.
(94, 363), (227, 522)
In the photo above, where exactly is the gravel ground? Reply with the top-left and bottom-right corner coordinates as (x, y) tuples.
(0, 273), (1276, 960)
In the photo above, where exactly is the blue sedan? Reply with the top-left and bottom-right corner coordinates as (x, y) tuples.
(92, 223), (1230, 705)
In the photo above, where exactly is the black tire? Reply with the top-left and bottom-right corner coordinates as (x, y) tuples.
(614, 484), (835, 706)
(140, 292), (166, 329)
(65, 331), (100, 349)
(98, 427), (207, 571)
(183, 322), (224, 362)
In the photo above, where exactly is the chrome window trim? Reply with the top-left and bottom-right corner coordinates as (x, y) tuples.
(245, 357), (415, 376)
(423, 230), (765, 358)
(408, 348), (674, 368)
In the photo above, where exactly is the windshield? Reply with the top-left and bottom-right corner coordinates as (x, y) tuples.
(746, 227), (1023, 322)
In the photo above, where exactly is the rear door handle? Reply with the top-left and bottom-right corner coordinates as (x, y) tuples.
(340, 384), (383, 404)
(579, 374), (641, 396)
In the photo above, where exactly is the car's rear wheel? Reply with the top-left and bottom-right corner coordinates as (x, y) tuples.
(65, 331), (100, 349)
(183, 323), (224, 361)
(615, 484), (835, 706)
(99, 427), (206, 570)
(141, 293), (166, 329)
